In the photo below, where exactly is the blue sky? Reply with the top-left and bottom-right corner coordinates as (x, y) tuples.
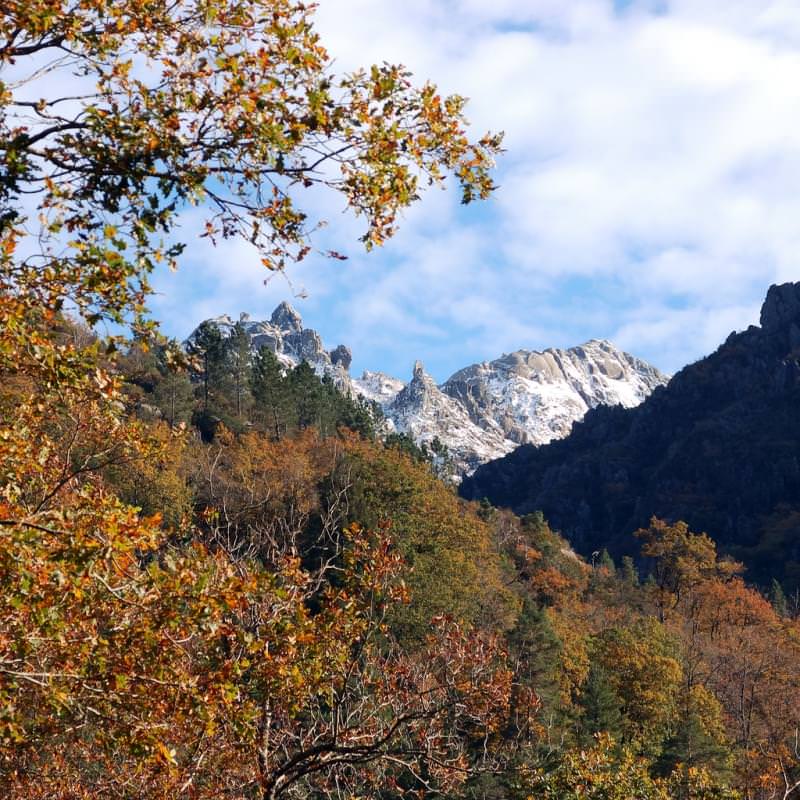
(150, 0), (800, 383)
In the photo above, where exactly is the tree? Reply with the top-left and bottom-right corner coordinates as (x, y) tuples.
(151, 355), (195, 427)
(0, 1), (507, 794)
(655, 685), (733, 793)
(1, 0), (502, 348)
(1, 515), (515, 799)
(288, 360), (323, 431)
(636, 518), (742, 622)
(340, 434), (520, 643)
(187, 320), (227, 412)
(528, 734), (671, 800)
(621, 555), (639, 586)
(769, 578), (789, 617)
(226, 321), (252, 420)
(119, 337), (194, 426)
(577, 663), (624, 747)
(592, 619), (682, 755)
(251, 346), (291, 438)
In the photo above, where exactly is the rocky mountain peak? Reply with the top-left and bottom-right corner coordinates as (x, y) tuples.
(394, 361), (438, 408)
(330, 344), (352, 370)
(442, 340), (669, 448)
(387, 362), (516, 475)
(270, 301), (303, 333)
(186, 302), (351, 391)
(187, 303), (667, 477)
(352, 371), (405, 407)
(759, 282), (800, 350)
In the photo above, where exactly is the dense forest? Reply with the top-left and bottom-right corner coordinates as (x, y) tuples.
(4, 313), (800, 798)
(2, 0), (800, 798)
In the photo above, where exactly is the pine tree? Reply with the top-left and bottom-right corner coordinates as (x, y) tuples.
(507, 601), (564, 727)
(187, 321), (227, 412)
(621, 555), (639, 585)
(769, 578), (789, 617)
(577, 663), (624, 746)
(153, 345), (194, 427)
(251, 347), (290, 438)
(655, 685), (733, 793)
(599, 549), (616, 575)
(226, 322), (252, 420)
(290, 361), (324, 431)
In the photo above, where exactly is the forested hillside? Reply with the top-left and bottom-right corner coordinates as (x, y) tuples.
(463, 282), (800, 591)
(5, 309), (800, 798)
(3, 0), (800, 798)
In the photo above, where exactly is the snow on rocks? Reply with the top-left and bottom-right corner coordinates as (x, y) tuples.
(186, 305), (668, 477)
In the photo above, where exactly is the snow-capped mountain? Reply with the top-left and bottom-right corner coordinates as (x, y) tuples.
(186, 303), (669, 476)
(385, 361), (516, 474)
(351, 370), (405, 407)
(441, 340), (668, 448)
(186, 302), (354, 388)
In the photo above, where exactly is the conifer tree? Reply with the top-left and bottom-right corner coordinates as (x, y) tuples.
(769, 578), (789, 617)
(290, 361), (324, 431)
(226, 322), (252, 420)
(251, 347), (290, 439)
(577, 663), (624, 746)
(187, 321), (227, 412)
(621, 555), (639, 585)
(655, 685), (733, 794)
(152, 364), (194, 429)
(507, 601), (565, 728)
(599, 548), (616, 575)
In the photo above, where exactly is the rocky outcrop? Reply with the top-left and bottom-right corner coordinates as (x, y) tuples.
(760, 282), (800, 351)
(352, 370), (405, 407)
(442, 340), (667, 447)
(330, 345), (353, 371)
(385, 361), (515, 475)
(461, 282), (800, 591)
(185, 304), (352, 390)
(270, 301), (302, 333)
(187, 303), (667, 477)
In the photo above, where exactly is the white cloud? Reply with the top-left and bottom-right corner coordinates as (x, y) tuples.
(153, 0), (800, 379)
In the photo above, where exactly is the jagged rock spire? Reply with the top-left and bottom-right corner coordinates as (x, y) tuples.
(270, 301), (302, 333)
(760, 282), (800, 350)
(760, 282), (800, 331)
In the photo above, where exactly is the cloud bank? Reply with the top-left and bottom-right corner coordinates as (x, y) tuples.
(152, 0), (800, 380)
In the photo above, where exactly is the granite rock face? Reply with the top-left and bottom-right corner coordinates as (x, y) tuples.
(383, 361), (515, 475)
(330, 344), (353, 371)
(270, 301), (303, 333)
(185, 303), (351, 389)
(187, 304), (667, 476)
(461, 282), (800, 590)
(760, 282), (800, 351)
(442, 339), (667, 448)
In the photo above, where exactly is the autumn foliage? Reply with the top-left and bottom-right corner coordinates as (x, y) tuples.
(3, 1), (800, 798)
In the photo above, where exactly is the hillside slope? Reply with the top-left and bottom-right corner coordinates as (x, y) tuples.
(461, 282), (800, 588)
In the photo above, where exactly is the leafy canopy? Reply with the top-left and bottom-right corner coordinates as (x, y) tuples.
(0, 2), (510, 795)
(1, 0), (502, 337)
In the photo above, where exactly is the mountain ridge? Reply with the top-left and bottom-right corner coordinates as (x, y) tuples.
(185, 304), (668, 475)
(461, 282), (800, 589)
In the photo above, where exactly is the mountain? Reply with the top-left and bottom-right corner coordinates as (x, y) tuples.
(461, 282), (800, 590)
(441, 339), (666, 447)
(187, 303), (354, 387)
(374, 344), (667, 475)
(186, 303), (667, 476)
(382, 361), (516, 473)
